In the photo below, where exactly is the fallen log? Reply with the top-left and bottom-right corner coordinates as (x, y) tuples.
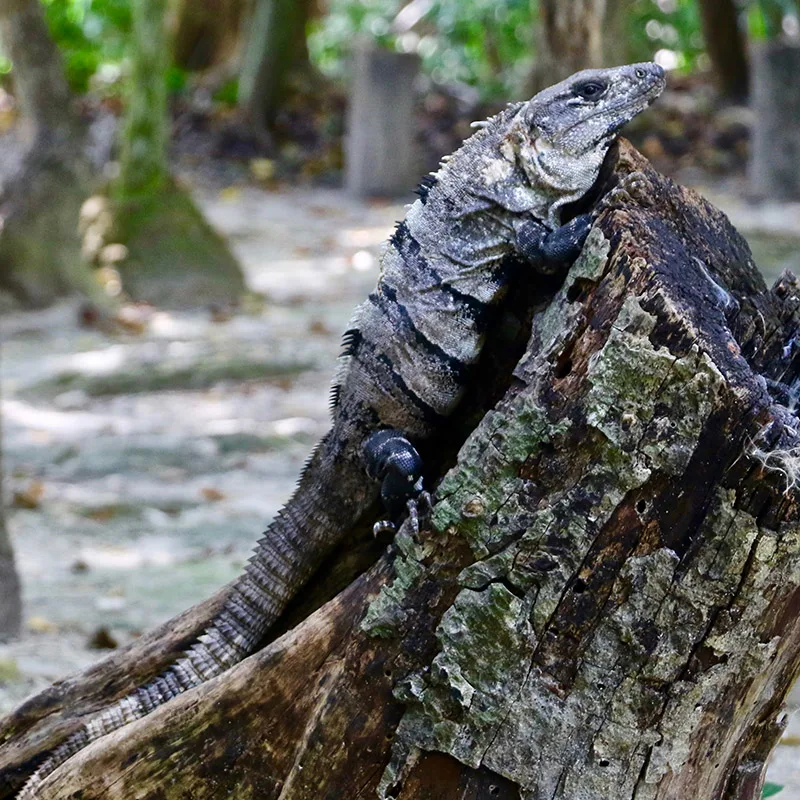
(2, 139), (799, 799)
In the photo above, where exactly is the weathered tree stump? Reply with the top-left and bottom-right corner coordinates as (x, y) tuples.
(2, 140), (800, 799)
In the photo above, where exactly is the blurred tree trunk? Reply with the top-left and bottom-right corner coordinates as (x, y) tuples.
(0, 0), (98, 307)
(237, 0), (318, 142)
(0, 347), (22, 642)
(2, 142), (800, 800)
(528, 0), (608, 93)
(698, 0), (749, 101)
(602, 0), (632, 67)
(170, 0), (246, 71)
(112, 0), (246, 307)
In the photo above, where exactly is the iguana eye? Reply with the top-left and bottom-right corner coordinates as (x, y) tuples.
(573, 80), (608, 101)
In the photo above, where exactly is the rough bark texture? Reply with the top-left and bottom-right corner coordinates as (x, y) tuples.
(2, 141), (800, 799)
(528, 0), (608, 94)
(0, 345), (22, 642)
(698, 0), (749, 102)
(112, 0), (246, 307)
(0, 0), (97, 307)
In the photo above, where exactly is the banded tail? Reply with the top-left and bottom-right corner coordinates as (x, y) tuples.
(18, 444), (373, 798)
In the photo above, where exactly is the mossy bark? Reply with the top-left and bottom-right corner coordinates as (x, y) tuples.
(113, 0), (245, 307)
(2, 141), (800, 799)
(0, 0), (98, 307)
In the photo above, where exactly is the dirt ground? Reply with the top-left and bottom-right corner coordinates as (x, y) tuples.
(1, 178), (799, 796)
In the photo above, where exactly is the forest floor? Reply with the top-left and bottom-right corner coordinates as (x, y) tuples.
(1, 175), (799, 796)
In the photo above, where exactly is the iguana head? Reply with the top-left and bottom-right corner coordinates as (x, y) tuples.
(524, 62), (666, 157)
(480, 62), (666, 223)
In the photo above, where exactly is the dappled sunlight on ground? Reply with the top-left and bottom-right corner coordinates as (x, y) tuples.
(0, 183), (402, 716)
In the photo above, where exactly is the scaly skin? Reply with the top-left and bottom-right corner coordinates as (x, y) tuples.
(17, 62), (665, 798)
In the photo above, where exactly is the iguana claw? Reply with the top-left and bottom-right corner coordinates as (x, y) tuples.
(597, 170), (649, 213)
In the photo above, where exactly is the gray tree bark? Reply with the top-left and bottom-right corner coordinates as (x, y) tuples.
(237, 0), (317, 142)
(1, 141), (799, 799)
(0, 0), (97, 307)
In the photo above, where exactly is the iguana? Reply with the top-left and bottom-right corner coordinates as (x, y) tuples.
(17, 61), (665, 798)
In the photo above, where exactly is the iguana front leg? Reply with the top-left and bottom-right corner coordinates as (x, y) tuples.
(364, 429), (426, 536)
(515, 213), (593, 273)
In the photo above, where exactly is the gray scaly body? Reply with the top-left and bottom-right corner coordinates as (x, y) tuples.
(18, 62), (664, 797)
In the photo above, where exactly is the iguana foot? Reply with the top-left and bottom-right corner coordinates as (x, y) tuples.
(373, 518), (397, 538)
(597, 170), (649, 213)
(406, 490), (433, 537)
(516, 213), (593, 273)
(364, 427), (425, 516)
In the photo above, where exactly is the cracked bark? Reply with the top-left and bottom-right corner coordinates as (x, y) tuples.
(1, 140), (799, 799)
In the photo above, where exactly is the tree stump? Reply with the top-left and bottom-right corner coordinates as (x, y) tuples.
(2, 140), (800, 799)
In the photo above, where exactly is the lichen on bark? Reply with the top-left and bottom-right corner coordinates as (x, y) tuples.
(376, 160), (800, 798)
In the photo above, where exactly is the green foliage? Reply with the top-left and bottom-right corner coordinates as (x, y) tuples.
(750, 0), (800, 38)
(14, 0), (800, 103)
(627, 0), (706, 73)
(165, 65), (187, 93)
(308, 0), (535, 100)
(762, 784), (784, 798)
(213, 78), (239, 106)
(40, 0), (131, 92)
(309, 0), (718, 98)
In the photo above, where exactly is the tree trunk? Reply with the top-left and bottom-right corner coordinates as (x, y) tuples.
(0, 345), (22, 643)
(237, 0), (317, 141)
(528, 0), (608, 94)
(698, 0), (749, 102)
(112, 0), (246, 307)
(600, 0), (632, 69)
(0, 0), (98, 307)
(170, 0), (246, 72)
(2, 140), (800, 799)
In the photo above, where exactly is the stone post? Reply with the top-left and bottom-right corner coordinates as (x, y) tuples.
(346, 45), (421, 198)
(749, 41), (800, 200)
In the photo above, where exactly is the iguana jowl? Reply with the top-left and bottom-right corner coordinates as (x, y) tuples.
(18, 62), (665, 797)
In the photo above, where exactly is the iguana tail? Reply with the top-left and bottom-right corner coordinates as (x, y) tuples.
(18, 445), (371, 798)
